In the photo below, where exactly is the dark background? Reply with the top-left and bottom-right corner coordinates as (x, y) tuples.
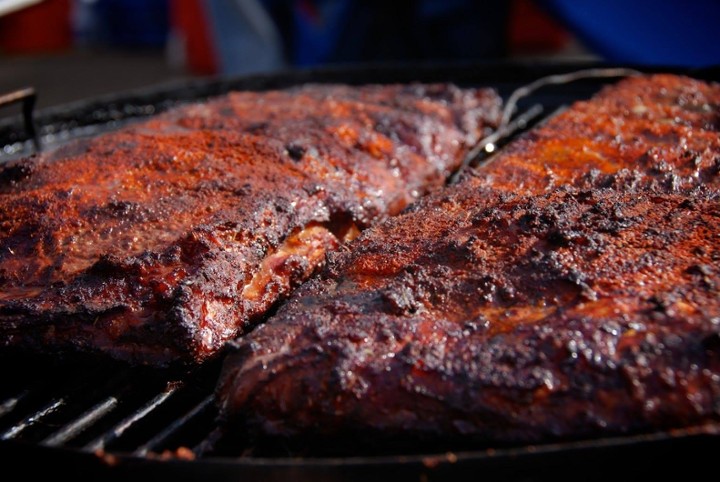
(0, 0), (717, 115)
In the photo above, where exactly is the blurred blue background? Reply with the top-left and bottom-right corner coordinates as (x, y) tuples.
(0, 0), (718, 110)
(542, 0), (720, 68)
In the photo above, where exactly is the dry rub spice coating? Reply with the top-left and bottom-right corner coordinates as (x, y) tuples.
(0, 83), (500, 365)
(217, 74), (720, 447)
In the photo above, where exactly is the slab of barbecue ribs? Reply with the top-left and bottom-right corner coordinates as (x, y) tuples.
(217, 74), (720, 450)
(0, 83), (501, 366)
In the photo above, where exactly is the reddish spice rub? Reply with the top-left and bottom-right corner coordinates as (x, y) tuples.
(217, 74), (720, 449)
(0, 83), (501, 366)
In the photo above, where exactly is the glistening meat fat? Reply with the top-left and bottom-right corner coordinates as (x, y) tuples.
(0, 83), (501, 366)
(216, 74), (720, 449)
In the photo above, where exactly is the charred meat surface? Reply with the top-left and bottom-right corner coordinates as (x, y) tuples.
(217, 74), (720, 450)
(0, 83), (501, 366)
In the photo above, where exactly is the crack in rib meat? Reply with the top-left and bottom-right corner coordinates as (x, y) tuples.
(217, 74), (720, 451)
(0, 83), (501, 366)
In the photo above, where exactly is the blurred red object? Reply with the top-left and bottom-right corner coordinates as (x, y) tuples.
(0, 0), (72, 53)
(508, 0), (569, 55)
(169, 0), (217, 75)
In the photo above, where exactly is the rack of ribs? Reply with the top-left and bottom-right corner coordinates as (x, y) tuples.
(0, 83), (501, 366)
(217, 74), (720, 449)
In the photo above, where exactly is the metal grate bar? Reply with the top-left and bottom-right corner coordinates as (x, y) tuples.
(133, 395), (215, 457)
(450, 104), (544, 184)
(0, 87), (40, 152)
(41, 396), (119, 447)
(191, 427), (223, 457)
(499, 67), (641, 127)
(0, 398), (65, 440)
(0, 390), (29, 419)
(83, 383), (181, 453)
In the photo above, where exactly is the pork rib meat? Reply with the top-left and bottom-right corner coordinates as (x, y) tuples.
(217, 74), (720, 449)
(0, 83), (501, 366)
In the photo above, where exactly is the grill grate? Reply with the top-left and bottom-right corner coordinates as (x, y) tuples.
(1, 350), (719, 482)
(0, 355), (223, 457)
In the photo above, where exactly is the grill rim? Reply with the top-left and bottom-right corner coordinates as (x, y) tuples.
(2, 423), (719, 481)
(2, 59), (715, 156)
